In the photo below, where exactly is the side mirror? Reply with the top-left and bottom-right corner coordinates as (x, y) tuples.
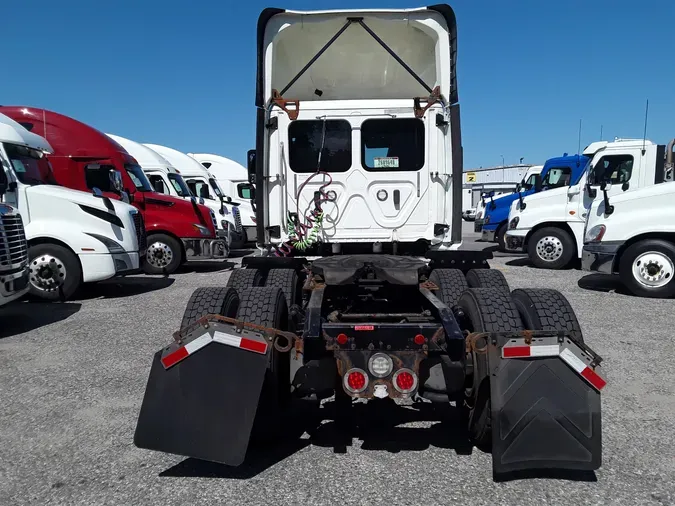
(247, 149), (256, 184)
(0, 169), (8, 197)
(199, 197), (205, 205)
(92, 187), (103, 197)
(600, 181), (612, 192)
(487, 191), (495, 197)
(622, 182), (629, 191)
(199, 186), (210, 199)
(533, 174), (542, 192)
(226, 195), (232, 204)
(237, 182), (256, 200)
(109, 170), (124, 193)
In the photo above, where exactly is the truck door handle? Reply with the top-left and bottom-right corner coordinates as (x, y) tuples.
(393, 190), (400, 210)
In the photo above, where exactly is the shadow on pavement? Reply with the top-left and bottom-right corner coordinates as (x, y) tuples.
(176, 260), (235, 274)
(577, 273), (626, 294)
(0, 301), (81, 338)
(77, 276), (176, 300)
(229, 249), (255, 259)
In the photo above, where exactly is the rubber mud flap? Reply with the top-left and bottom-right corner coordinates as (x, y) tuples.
(134, 342), (269, 466)
(487, 335), (601, 475)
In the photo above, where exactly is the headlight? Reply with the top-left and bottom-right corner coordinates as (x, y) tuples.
(509, 217), (519, 230)
(87, 233), (125, 254)
(193, 224), (211, 237)
(584, 225), (606, 243)
(484, 215), (490, 224)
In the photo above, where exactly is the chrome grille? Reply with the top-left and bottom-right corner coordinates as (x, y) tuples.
(232, 206), (242, 232)
(0, 213), (28, 270)
(132, 211), (147, 252)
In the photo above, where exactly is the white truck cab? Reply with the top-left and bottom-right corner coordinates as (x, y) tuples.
(582, 140), (675, 297)
(505, 138), (662, 269)
(0, 113), (143, 300)
(188, 153), (257, 243)
(142, 143), (245, 248)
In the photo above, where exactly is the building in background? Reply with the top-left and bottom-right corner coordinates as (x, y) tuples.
(463, 164), (536, 208)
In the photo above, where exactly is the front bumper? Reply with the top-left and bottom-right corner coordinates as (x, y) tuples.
(182, 238), (228, 260)
(113, 251), (141, 275)
(0, 266), (30, 306)
(481, 228), (496, 242)
(474, 219), (484, 233)
(504, 230), (527, 252)
(581, 242), (622, 274)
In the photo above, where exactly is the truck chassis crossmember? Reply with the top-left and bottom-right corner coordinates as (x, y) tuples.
(134, 253), (606, 479)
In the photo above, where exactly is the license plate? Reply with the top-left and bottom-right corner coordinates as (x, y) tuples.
(374, 157), (399, 169)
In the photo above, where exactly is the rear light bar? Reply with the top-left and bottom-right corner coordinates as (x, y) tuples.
(392, 368), (418, 394)
(502, 339), (606, 392)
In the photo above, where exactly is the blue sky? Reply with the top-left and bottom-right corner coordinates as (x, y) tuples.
(5, 0), (674, 169)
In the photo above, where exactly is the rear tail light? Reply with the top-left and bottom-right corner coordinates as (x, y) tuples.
(393, 369), (417, 394)
(368, 353), (393, 378)
(343, 368), (368, 394)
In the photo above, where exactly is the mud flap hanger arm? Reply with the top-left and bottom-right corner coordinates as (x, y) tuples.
(273, 17), (442, 120)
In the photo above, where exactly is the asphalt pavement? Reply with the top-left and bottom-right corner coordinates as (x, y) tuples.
(0, 229), (674, 506)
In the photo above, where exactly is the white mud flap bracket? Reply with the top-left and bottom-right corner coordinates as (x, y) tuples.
(134, 316), (278, 466)
(488, 332), (605, 476)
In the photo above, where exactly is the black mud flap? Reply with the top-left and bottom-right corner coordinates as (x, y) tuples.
(487, 333), (604, 476)
(133, 323), (270, 466)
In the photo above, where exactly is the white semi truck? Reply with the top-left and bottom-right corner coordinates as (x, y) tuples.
(582, 139), (675, 297)
(188, 153), (257, 243)
(0, 114), (144, 301)
(505, 138), (665, 269)
(143, 143), (246, 248)
(134, 5), (606, 480)
(0, 198), (30, 307)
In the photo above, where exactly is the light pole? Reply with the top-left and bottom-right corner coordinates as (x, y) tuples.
(500, 155), (505, 166)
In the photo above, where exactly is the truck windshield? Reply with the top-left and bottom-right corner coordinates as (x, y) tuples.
(541, 167), (572, 189)
(4, 143), (57, 185)
(168, 173), (192, 197)
(208, 178), (223, 198)
(125, 163), (153, 192)
(361, 118), (425, 172)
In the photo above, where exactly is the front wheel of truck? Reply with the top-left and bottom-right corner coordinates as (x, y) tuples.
(28, 243), (82, 301)
(619, 239), (675, 298)
(496, 222), (508, 252)
(527, 227), (575, 270)
(143, 233), (182, 275)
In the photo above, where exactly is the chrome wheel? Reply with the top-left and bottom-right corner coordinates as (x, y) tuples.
(30, 254), (67, 293)
(632, 251), (674, 288)
(535, 236), (564, 262)
(146, 241), (174, 269)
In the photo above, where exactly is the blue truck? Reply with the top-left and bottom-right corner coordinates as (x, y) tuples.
(481, 154), (590, 250)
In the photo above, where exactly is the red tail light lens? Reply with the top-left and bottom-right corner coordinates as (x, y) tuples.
(336, 333), (348, 345)
(343, 368), (368, 394)
(414, 334), (425, 345)
(393, 369), (417, 394)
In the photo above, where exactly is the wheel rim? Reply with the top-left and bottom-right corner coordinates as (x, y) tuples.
(632, 251), (674, 288)
(146, 241), (174, 269)
(535, 236), (564, 262)
(30, 254), (67, 293)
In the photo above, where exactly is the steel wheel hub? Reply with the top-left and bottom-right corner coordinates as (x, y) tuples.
(632, 252), (674, 288)
(535, 236), (564, 262)
(30, 254), (66, 292)
(147, 241), (174, 268)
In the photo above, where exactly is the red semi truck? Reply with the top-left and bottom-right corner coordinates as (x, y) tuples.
(0, 106), (226, 274)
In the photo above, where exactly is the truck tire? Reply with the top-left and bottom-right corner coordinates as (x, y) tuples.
(527, 227), (575, 270)
(511, 288), (584, 344)
(618, 239), (675, 298)
(428, 268), (468, 307)
(180, 287), (239, 329)
(143, 233), (182, 275)
(496, 222), (508, 252)
(465, 269), (510, 292)
(28, 243), (82, 301)
(457, 288), (524, 448)
(226, 268), (264, 294)
(265, 268), (300, 312)
(236, 287), (290, 444)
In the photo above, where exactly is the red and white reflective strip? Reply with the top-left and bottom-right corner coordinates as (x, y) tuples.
(161, 330), (268, 369)
(502, 343), (560, 358)
(559, 348), (607, 391)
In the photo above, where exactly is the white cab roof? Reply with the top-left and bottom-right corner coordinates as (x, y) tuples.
(144, 144), (210, 178)
(583, 138), (655, 156)
(106, 134), (177, 172)
(0, 112), (53, 153)
(188, 153), (248, 180)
